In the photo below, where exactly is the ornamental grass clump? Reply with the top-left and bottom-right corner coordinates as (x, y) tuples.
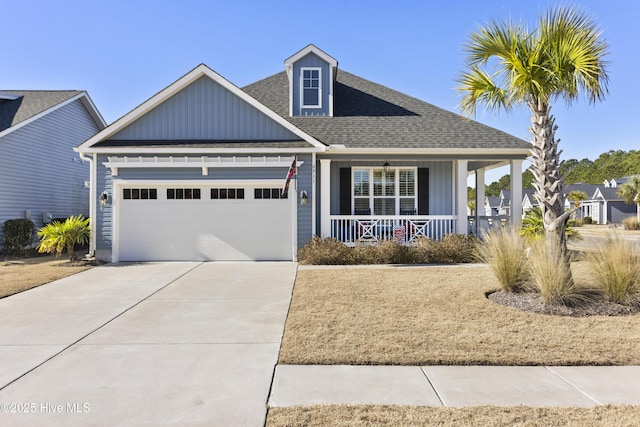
(528, 241), (594, 306)
(587, 234), (640, 304)
(475, 228), (529, 292)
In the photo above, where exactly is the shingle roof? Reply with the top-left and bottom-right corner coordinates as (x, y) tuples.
(564, 183), (599, 199)
(596, 187), (623, 201)
(0, 90), (82, 132)
(243, 70), (530, 150)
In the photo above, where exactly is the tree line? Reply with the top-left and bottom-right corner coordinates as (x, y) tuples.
(483, 150), (640, 197)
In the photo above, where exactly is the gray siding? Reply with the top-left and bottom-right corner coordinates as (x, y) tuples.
(111, 77), (299, 141)
(322, 160), (453, 225)
(0, 99), (100, 247)
(609, 201), (636, 224)
(292, 53), (331, 117)
(94, 153), (313, 253)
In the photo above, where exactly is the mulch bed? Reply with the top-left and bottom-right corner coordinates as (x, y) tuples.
(488, 290), (640, 317)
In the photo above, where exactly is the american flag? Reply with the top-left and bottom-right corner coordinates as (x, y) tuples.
(281, 155), (297, 198)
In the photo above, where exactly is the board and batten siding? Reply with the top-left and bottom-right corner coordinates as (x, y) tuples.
(0, 99), (100, 247)
(110, 77), (300, 141)
(94, 153), (313, 258)
(325, 160), (453, 218)
(291, 52), (331, 117)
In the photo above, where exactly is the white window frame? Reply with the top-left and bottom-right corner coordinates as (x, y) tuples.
(352, 167), (417, 215)
(300, 67), (322, 109)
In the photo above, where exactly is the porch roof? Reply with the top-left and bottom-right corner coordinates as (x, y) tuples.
(243, 70), (531, 151)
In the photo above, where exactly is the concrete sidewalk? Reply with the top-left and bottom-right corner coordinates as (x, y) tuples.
(269, 365), (640, 408)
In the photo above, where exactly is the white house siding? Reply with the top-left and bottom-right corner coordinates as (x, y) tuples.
(94, 153), (313, 260)
(109, 76), (300, 141)
(0, 99), (100, 247)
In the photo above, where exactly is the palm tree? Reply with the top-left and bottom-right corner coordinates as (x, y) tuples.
(567, 190), (588, 219)
(618, 176), (640, 222)
(457, 6), (609, 265)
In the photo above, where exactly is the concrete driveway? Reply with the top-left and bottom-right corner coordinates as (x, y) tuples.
(0, 262), (296, 426)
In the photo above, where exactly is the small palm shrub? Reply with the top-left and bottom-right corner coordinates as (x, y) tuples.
(475, 228), (529, 292)
(2, 219), (35, 256)
(520, 207), (580, 242)
(37, 215), (90, 261)
(622, 216), (640, 230)
(528, 241), (594, 305)
(587, 235), (640, 304)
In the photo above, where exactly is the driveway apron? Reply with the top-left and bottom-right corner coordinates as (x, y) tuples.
(0, 262), (296, 426)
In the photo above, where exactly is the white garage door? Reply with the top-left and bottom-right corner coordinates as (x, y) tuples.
(115, 183), (294, 261)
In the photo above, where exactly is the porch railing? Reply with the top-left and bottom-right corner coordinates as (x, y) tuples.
(330, 215), (457, 245)
(468, 215), (509, 236)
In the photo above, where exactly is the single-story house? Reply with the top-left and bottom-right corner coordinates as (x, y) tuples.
(0, 90), (105, 248)
(76, 44), (530, 262)
(581, 177), (637, 224)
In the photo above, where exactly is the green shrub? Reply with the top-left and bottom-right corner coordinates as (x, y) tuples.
(3, 219), (35, 256)
(582, 216), (593, 224)
(587, 234), (640, 304)
(567, 219), (582, 228)
(298, 236), (354, 265)
(475, 228), (529, 292)
(520, 207), (580, 241)
(37, 215), (90, 261)
(622, 216), (640, 230)
(528, 241), (595, 306)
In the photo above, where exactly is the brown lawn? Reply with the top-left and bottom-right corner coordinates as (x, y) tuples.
(0, 255), (93, 298)
(279, 264), (640, 365)
(267, 405), (640, 427)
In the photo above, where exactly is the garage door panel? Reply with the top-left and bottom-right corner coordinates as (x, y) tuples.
(117, 185), (293, 261)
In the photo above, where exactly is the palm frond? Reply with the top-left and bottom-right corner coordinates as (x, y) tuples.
(456, 65), (512, 117)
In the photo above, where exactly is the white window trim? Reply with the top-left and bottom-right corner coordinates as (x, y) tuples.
(352, 167), (418, 215)
(300, 67), (322, 109)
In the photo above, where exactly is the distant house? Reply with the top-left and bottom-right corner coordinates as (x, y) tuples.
(0, 91), (105, 248)
(562, 183), (599, 219)
(484, 196), (501, 217)
(76, 44), (529, 262)
(521, 188), (538, 215)
(581, 177), (637, 224)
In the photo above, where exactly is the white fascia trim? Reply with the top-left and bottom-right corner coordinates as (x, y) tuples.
(284, 44), (338, 68)
(112, 178), (284, 187)
(324, 147), (531, 156)
(82, 146), (325, 155)
(77, 64), (327, 151)
(0, 92), (105, 139)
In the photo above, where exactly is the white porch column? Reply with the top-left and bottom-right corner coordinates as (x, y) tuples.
(456, 159), (468, 235)
(320, 159), (331, 238)
(510, 159), (523, 227)
(475, 168), (485, 219)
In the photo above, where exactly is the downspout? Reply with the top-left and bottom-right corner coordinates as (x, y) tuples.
(79, 152), (97, 257)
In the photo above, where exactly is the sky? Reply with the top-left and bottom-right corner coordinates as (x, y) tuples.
(3, 0), (639, 183)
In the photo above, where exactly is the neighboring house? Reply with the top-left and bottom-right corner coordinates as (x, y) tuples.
(76, 45), (529, 262)
(498, 190), (511, 216)
(562, 183), (598, 219)
(484, 196), (501, 217)
(0, 91), (105, 248)
(521, 189), (538, 215)
(581, 177), (637, 224)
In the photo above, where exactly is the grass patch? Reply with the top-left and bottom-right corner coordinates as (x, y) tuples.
(0, 254), (93, 298)
(267, 405), (640, 427)
(279, 266), (640, 365)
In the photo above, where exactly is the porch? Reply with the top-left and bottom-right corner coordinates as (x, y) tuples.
(317, 157), (525, 244)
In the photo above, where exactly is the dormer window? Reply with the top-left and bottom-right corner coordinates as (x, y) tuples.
(301, 67), (321, 108)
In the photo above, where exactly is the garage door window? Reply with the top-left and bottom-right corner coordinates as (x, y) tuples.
(254, 188), (288, 199)
(167, 188), (201, 200)
(123, 188), (157, 200)
(211, 188), (245, 200)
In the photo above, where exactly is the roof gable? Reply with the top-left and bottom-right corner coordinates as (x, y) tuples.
(79, 64), (326, 152)
(0, 90), (105, 136)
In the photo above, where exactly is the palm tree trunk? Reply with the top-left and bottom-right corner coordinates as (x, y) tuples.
(528, 100), (573, 267)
